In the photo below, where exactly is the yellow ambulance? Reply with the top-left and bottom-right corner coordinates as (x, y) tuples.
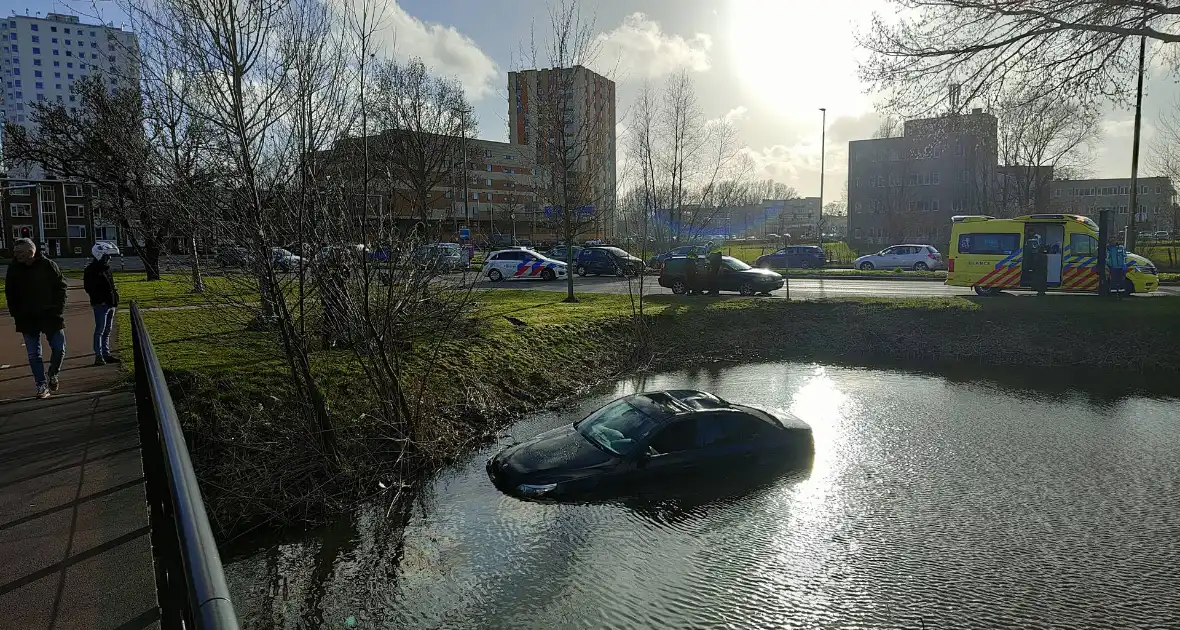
(947, 214), (1160, 296)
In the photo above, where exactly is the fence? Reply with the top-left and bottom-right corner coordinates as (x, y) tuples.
(131, 303), (239, 629)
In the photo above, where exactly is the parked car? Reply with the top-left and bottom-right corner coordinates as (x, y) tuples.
(1154, 230), (1172, 240)
(482, 248), (567, 282)
(854, 244), (944, 271)
(215, 246), (251, 268)
(411, 242), (469, 273)
(545, 245), (583, 263)
(658, 256), (784, 296)
(486, 389), (814, 500)
(754, 245), (826, 269)
(270, 247), (304, 272)
(575, 247), (644, 277)
(650, 245), (707, 269)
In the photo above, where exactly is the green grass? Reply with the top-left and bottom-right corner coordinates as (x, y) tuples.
(120, 289), (1180, 538)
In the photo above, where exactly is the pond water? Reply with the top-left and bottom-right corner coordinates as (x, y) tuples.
(225, 362), (1180, 629)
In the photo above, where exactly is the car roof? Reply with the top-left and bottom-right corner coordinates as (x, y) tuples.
(626, 390), (731, 420)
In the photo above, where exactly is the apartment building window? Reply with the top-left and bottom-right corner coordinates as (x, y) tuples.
(471, 191), (478, 201)
(909, 173), (919, 186)
(33, 59), (40, 66)
(10, 203), (32, 217)
(486, 164), (492, 172)
(41, 208), (58, 229)
(485, 178), (492, 186)
(931, 171), (940, 185)
(11, 225), (33, 240)
(444, 190), (454, 199)
(484, 192), (492, 201)
(930, 199), (939, 212)
(854, 178), (861, 189)
(64, 184), (83, 197)
(1156, 185), (1163, 194)
(67, 225), (86, 238)
(66, 204), (85, 218)
(952, 200), (964, 212)
(959, 170), (969, 183)
(39, 185), (55, 202)
(954, 140), (964, 156)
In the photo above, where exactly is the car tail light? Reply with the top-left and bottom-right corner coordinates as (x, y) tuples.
(947, 258), (955, 272)
(928, 253), (937, 260)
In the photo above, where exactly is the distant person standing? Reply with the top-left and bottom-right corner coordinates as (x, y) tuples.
(5, 238), (68, 398)
(84, 242), (121, 365)
(706, 240), (723, 295)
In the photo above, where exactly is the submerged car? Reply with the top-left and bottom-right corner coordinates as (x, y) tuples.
(486, 390), (814, 500)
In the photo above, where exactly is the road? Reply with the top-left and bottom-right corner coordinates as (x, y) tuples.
(472, 275), (1180, 299)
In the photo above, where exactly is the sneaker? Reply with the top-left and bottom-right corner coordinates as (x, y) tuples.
(36, 383), (51, 399)
(48, 373), (60, 392)
(101, 354), (120, 364)
(94, 356), (106, 366)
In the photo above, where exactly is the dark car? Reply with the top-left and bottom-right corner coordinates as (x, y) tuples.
(650, 245), (707, 269)
(755, 245), (826, 269)
(545, 245), (583, 263)
(215, 246), (251, 268)
(575, 246), (644, 277)
(658, 256), (784, 296)
(486, 390), (813, 500)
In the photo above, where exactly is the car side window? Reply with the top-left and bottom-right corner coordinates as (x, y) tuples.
(696, 413), (766, 448)
(648, 420), (698, 454)
(1070, 233), (1098, 256)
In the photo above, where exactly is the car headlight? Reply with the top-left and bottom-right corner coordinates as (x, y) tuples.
(517, 483), (557, 496)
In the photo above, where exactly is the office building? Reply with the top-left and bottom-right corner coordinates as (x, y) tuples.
(1, 13), (139, 176)
(508, 65), (616, 239)
(1049, 177), (1177, 234)
(847, 109), (999, 249)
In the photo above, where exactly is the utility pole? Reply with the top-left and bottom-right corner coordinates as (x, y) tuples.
(818, 107), (827, 246)
(1127, 35), (1146, 252)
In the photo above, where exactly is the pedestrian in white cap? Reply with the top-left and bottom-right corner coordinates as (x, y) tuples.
(84, 242), (121, 366)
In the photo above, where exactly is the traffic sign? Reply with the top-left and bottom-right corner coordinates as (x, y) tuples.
(459, 227), (470, 239)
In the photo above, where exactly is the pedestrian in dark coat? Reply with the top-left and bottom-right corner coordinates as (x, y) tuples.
(5, 238), (68, 398)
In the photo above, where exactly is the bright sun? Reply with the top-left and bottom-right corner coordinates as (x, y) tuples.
(729, 0), (877, 118)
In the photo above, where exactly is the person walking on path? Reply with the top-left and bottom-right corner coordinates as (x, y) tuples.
(84, 242), (121, 366)
(5, 238), (68, 398)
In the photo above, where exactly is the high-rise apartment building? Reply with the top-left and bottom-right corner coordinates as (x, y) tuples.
(1, 13), (140, 176)
(508, 65), (616, 239)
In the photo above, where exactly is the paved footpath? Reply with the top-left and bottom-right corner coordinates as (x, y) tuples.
(0, 279), (159, 629)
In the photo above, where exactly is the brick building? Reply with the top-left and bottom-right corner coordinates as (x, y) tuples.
(1, 175), (115, 256)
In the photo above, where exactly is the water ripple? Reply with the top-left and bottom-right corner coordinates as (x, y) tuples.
(227, 363), (1180, 630)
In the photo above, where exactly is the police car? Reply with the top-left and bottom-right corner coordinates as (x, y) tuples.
(483, 248), (568, 282)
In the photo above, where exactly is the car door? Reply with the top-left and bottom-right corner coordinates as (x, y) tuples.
(878, 246), (901, 268)
(636, 419), (701, 483)
(592, 249), (611, 274)
(720, 259), (744, 291)
(694, 412), (765, 467)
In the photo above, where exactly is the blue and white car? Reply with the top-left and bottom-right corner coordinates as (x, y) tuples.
(483, 248), (568, 282)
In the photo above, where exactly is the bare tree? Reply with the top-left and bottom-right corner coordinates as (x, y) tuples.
(858, 1), (1173, 115)
(1149, 95), (1180, 232)
(521, 0), (618, 302)
(3, 76), (170, 280)
(874, 114), (902, 139)
(995, 93), (1100, 216)
(366, 58), (477, 237)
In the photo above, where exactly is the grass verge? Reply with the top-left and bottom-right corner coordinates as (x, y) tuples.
(121, 290), (1180, 540)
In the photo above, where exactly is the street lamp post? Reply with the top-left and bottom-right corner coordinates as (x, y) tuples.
(818, 107), (827, 246)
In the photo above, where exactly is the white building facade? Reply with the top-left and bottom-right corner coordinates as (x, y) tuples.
(1, 12), (139, 177)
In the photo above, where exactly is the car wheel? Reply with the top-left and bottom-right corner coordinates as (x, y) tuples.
(973, 285), (1000, 296)
(800, 260), (813, 269)
(577, 265), (588, 277)
(616, 266), (626, 277)
(488, 269), (504, 282)
(739, 282), (756, 296)
(913, 262), (929, 271)
(671, 279), (688, 295)
(541, 268), (556, 281)
(859, 262), (875, 270)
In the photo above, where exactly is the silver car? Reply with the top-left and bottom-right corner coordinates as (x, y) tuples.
(854, 244), (944, 271)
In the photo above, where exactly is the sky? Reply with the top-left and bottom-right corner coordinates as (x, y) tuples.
(13, 0), (1180, 200)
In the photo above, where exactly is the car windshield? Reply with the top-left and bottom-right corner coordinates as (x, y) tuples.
(576, 400), (658, 457)
(273, 248), (292, 256)
(724, 257), (752, 271)
(604, 247), (630, 258)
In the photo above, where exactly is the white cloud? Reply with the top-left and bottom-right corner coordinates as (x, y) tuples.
(723, 106), (749, 124)
(743, 142), (850, 198)
(375, 2), (500, 101)
(596, 13), (712, 79)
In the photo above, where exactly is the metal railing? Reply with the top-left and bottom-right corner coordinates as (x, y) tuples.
(131, 302), (240, 629)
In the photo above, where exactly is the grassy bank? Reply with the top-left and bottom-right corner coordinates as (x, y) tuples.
(121, 291), (1180, 540)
